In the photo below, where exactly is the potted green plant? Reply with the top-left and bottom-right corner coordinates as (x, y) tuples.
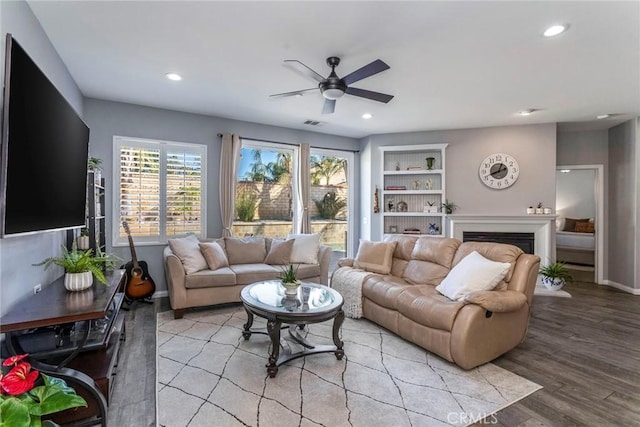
(0, 354), (87, 426)
(440, 200), (457, 215)
(35, 243), (118, 292)
(279, 264), (301, 296)
(88, 157), (103, 183)
(539, 262), (573, 291)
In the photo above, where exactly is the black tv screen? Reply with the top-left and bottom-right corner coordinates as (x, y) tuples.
(0, 35), (89, 237)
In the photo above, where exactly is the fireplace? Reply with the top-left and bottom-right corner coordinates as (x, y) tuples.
(447, 215), (555, 262)
(463, 231), (535, 254)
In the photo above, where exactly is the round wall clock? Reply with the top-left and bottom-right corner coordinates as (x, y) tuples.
(479, 153), (520, 189)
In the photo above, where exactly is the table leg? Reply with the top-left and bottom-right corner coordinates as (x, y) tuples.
(332, 309), (345, 360)
(266, 319), (282, 378)
(242, 306), (254, 340)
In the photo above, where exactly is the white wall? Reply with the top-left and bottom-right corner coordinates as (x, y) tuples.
(361, 123), (557, 240)
(0, 0), (84, 313)
(556, 169), (596, 219)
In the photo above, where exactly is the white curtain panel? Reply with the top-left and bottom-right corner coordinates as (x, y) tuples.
(298, 143), (311, 234)
(219, 134), (241, 237)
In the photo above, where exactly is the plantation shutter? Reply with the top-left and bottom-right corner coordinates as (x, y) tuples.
(166, 148), (203, 236)
(114, 136), (207, 245)
(119, 145), (161, 238)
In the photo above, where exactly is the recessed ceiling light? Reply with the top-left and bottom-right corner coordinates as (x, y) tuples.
(362, 113), (372, 119)
(165, 73), (182, 81)
(518, 109), (534, 116)
(560, 169), (571, 173)
(543, 24), (568, 37)
(596, 114), (610, 119)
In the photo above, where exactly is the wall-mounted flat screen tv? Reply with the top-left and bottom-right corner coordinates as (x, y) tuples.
(0, 34), (89, 237)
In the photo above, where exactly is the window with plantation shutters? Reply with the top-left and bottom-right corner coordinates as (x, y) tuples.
(114, 136), (206, 245)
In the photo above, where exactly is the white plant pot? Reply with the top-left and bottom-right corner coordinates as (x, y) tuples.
(64, 271), (93, 292)
(535, 208), (544, 214)
(526, 208), (535, 215)
(543, 207), (552, 214)
(77, 235), (90, 250)
(541, 276), (565, 291)
(282, 280), (301, 296)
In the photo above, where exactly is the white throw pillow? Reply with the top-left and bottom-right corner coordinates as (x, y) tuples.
(436, 251), (511, 301)
(556, 217), (565, 231)
(287, 233), (321, 264)
(168, 234), (209, 274)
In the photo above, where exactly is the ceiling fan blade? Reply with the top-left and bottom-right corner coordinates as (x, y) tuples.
(269, 88), (318, 99)
(342, 59), (390, 85)
(322, 99), (336, 114)
(284, 60), (326, 83)
(346, 87), (394, 103)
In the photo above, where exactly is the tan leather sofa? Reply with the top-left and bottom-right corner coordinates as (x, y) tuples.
(331, 235), (540, 369)
(164, 237), (332, 319)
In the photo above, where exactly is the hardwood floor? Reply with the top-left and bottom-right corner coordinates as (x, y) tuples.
(108, 281), (640, 426)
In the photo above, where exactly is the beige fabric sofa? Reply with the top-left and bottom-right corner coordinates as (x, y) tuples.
(331, 235), (540, 369)
(164, 237), (332, 319)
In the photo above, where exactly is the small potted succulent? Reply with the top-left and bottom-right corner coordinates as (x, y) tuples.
(539, 262), (573, 291)
(279, 264), (301, 296)
(535, 202), (544, 215)
(440, 200), (457, 215)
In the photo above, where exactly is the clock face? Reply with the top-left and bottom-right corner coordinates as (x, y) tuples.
(479, 153), (519, 189)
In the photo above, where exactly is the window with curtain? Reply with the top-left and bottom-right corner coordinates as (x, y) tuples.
(234, 139), (298, 237)
(113, 136), (207, 245)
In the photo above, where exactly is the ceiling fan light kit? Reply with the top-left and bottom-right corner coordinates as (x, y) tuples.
(271, 56), (394, 114)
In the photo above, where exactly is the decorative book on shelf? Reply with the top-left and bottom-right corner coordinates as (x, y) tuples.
(385, 186), (407, 190)
(403, 228), (421, 235)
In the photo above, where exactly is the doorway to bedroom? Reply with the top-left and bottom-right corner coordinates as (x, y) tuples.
(555, 165), (604, 284)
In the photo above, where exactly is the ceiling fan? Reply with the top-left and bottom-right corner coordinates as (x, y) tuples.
(270, 56), (394, 114)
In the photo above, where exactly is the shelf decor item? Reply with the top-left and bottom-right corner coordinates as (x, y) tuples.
(34, 243), (118, 291)
(526, 206), (535, 215)
(535, 202), (544, 214)
(280, 264), (301, 296)
(0, 354), (87, 427)
(441, 200), (457, 214)
(88, 156), (103, 184)
(425, 157), (435, 170)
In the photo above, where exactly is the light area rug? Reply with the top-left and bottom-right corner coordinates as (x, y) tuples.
(157, 306), (541, 427)
(534, 284), (571, 298)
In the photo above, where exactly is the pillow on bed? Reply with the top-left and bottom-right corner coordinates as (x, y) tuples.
(563, 217), (590, 232)
(574, 222), (595, 233)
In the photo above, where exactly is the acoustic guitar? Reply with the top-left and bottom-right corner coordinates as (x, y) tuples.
(122, 221), (156, 302)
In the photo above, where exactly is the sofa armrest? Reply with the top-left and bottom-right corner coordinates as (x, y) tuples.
(317, 245), (332, 285)
(337, 258), (354, 268)
(163, 246), (188, 310)
(463, 290), (527, 313)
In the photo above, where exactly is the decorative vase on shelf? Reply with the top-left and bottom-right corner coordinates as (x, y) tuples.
(526, 207), (535, 215)
(425, 157), (435, 170)
(543, 207), (552, 214)
(64, 271), (93, 292)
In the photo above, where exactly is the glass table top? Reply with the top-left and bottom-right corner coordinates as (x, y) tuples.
(242, 280), (342, 314)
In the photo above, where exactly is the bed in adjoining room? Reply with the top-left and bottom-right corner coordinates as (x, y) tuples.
(556, 217), (595, 266)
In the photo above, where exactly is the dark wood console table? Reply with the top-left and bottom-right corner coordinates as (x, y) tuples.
(0, 270), (126, 426)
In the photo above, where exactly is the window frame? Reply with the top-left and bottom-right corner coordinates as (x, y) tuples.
(112, 135), (207, 246)
(236, 139), (299, 234)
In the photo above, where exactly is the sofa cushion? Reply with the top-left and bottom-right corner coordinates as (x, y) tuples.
(363, 275), (412, 310)
(287, 233), (321, 264)
(264, 239), (294, 265)
(225, 237), (267, 265)
(410, 237), (460, 268)
(184, 267), (236, 289)
(452, 242), (522, 282)
(396, 286), (466, 331)
(402, 260), (451, 286)
(383, 234), (419, 260)
(168, 235), (209, 274)
(293, 263), (321, 279)
(436, 251), (511, 300)
(353, 240), (398, 274)
(230, 263), (280, 285)
(199, 241), (229, 270)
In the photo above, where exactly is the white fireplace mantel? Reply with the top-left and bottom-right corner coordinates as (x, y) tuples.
(446, 215), (556, 263)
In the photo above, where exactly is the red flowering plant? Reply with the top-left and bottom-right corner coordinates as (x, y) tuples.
(0, 354), (87, 426)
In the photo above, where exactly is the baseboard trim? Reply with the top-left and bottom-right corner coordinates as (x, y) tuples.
(601, 280), (640, 295)
(153, 290), (168, 298)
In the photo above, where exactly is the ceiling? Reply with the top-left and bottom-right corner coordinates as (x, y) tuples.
(27, 1), (640, 139)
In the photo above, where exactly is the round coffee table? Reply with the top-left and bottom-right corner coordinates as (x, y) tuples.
(240, 280), (344, 378)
